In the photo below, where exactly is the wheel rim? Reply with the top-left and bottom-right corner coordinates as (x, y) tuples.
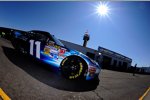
(61, 56), (84, 79)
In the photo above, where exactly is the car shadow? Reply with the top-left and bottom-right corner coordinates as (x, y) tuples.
(2, 46), (98, 92)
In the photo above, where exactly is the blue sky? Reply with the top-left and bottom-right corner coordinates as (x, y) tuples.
(0, 1), (150, 67)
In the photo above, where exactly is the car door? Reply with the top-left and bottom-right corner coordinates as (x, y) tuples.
(28, 32), (47, 59)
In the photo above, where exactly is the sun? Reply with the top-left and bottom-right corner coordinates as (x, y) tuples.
(96, 2), (110, 17)
(97, 5), (108, 16)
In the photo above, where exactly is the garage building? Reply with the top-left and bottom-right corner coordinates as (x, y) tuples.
(60, 40), (132, 70)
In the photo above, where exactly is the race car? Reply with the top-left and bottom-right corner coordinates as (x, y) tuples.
(11, 30), (101, 83)
(0, 27), (27, 40)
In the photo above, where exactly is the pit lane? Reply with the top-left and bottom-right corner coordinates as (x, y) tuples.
(0, 38), (150, 100)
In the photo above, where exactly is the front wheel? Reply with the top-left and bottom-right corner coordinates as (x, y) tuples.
(60, 55), (88, 80)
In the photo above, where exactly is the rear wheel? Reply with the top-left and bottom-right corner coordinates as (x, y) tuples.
(60, 55), (87, 80)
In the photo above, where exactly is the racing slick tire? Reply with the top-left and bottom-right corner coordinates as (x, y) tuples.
(60, 55), (88, 80)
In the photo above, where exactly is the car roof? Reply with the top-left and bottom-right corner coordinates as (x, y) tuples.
(29, 30), (52, 37)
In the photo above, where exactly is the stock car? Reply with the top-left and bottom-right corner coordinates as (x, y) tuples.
(0, 27), (27, 40)
(11, 30), (101, 83)
(0, 27), (13, 40)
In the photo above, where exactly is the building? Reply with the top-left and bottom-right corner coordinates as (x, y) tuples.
(60, 40), (132, 70)
(141, 67), (150, 73)
(60, 40), (99, 60)
(98, 46), (132, 70)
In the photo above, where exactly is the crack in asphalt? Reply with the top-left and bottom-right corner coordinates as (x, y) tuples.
(100, 85), (111, 92)
(100, 85), (115, 95)
(102, 76), (140, 80)
(92, 90), (103, 100)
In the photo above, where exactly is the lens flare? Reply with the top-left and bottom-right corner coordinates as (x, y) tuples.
(96, 2), (110, 17)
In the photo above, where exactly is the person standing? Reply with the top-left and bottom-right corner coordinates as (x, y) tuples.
(133, 63), (137, 76)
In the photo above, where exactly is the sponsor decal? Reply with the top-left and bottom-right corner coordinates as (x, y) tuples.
(44, 45), (59, 59)
(61, 57), (68, 66)
(59, 48), (66, 55)
(89, 67), (96, 75)
(54, 45), (61, 50)
(49, 47), (59, 59)
(15, 31), (21, 38)
(44, 46), (50, 55)
(2, 32), (5, 36)
(44, 43), (67, 59)
(50, 46), (58, 54)
(59, 48), (66, 58)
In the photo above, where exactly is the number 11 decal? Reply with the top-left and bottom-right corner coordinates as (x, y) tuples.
(29, 40), (41, 59)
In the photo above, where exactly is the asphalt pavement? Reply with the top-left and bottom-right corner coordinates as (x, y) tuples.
(140, 87), (150, 100)
(144, 90), (150, 100)
(0, 38), (150, 100)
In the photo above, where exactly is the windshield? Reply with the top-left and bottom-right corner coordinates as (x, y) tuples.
(29, 30), (65, 47)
